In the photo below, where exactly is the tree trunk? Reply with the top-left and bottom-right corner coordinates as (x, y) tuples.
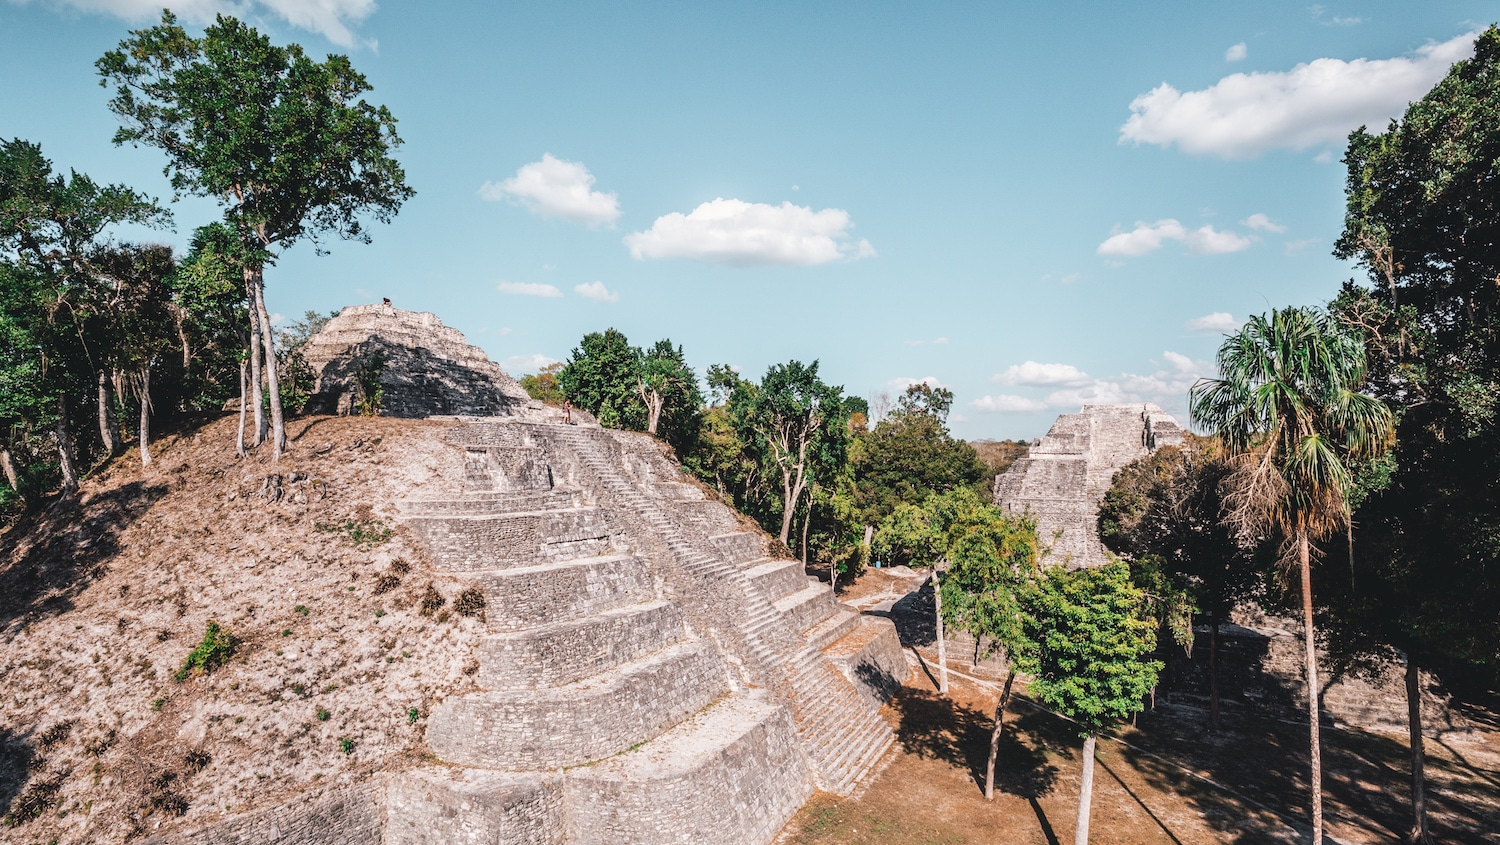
(251, 269), (286, 460)
(778, 482), (799, 546)
(1299, 531), (1324, 845)
(175, 307), (192, 375)
(933, 566), (949, 694)
(138, 362), (152, 468)
(56, 395), (78, 497)
(1406, 658), (1431, 843)
(1209, 611), (1221, 731)
(97, 371), (122, 456)
(647, 391), (663, 435)
(236, 359), (248, 458)
(1075, 734), (1097, 845)
(985, 669), (1016, 800)
(801, 497), (811, 566)
(0, 445), (24, 504)
(245, 272), (266, 447)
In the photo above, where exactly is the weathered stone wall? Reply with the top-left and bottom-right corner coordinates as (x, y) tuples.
(386, 772), (563, 845)
(143, 782), (384, 845)
(994, 403), (1185, 568)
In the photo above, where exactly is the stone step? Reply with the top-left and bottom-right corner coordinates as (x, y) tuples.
(743, 559), (809, 603)
(399, 488), (583, 517)
(478, 600), (685, 690)
(774, 583), (841, 635)
(804, 607), (862, 651)
(565, 695), (811, 845)
(474, 554), (654, 632)
(822, 615), (908, 708)
(710, 531), (765, 564)
(405, 507), (615, 571)
(427, 640), (729, 771)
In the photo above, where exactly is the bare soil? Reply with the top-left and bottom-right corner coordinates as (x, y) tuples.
(784, 572), (1500, 845)
(0, 414), (485, 843)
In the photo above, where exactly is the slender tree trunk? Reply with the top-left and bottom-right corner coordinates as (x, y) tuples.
(245, 272), (266, 447)
(252, 270), (286, 460)
(97, 371), (122, 456)
(933, 566), (949, 694)
(236, 359), (248, 459)
(801, 496), (811, 566)
(56, 395), (78, 497)
(1209, 611), (1221, 731)
(0, 445), (24, 504)
(1075, 734), (1097, 845)
(1406, 658), (1431, 843)
(138, 362), (152, 468)
(985, 669), (1016, 800)
(1299, 531), (1324, 845)
(175, 308), (192, 375)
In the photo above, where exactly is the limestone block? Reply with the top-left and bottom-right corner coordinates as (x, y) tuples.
(385, 770), (563, 845)
(824, 616), (908, 708)
(565, 696), (812, 845)
(744, 559), (810, 604)
(400, 489), (582, 518)
(710, 532), (765, 565)
(774, 584), (840, 635)
(478, 601), (686, 690)
(141, 782), (383, 845)
(405, 508), (614, 571)
(426, 641), (729, 771)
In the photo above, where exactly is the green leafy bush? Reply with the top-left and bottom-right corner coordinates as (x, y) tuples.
(176, 621), (236, 681)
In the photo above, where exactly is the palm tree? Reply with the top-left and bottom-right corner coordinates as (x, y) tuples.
(1190, 307), (1393, 845)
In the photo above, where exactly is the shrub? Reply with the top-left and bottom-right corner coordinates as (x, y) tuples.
(418, 584), (445, 617)
(373, 573), (401, 595)
(316, 708), (330, 722)
(183, 750), (211, 773)
(294, 605), (310, 616)
(454, 587), (486, 620)
(339, 738), (355, 754)
(2, 776), (63, 827)
(407, 707), (420, 724)
(315, 517), (392, 549)
(176, 621), (236, 681)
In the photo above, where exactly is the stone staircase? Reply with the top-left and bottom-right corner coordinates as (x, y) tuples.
(394, 421), (814, 844)
(531, 422), (896, 797)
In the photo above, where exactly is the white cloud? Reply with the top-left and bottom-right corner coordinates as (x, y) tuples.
(32, 0), (377, 47)
(1097, 219), (1251, 257)
(624, 198), (874, 267)
(501, 353), (558, 374)
(889, 376), (949, 392)
(1241, 213), (1286, 233)
(574, 281), (618, 303)
(1162, 350), (1197, 372)
(480, 154), (621, 227)
(498, 281), (562, 298)
(972, 394), (1050, 413)
(994, 361), (1092, 387)
(1186, 312), (1241, 332)
(1120, 31), (1478, 158)
(1225, 42), (1248, 62)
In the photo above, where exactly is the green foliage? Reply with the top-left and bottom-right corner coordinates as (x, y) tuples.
(1, 775), (63, 827)
(454, 586), (486, 619)
(315, 516), (391, 549)
(936, 498), (1040, 662)
(519, 362), (565, 405)
(851, 383), (989, 527)
(276, 310), (336, 415)
(560, 328), (643, 429)
(637, 339), (703, 452)
(340, 738), (354, 754)
(353, 350), (386, 416)
(316, 707), (330, 721)
(407, 707), (420, 724)
(1016, 562), (1162, 737)
(176, 621), (236, 680)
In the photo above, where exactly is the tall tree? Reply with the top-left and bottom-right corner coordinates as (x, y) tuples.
(636, 338), (703, 453)
(851, 382), (989, 527)
(742, 360), (850, 546)
(1016, 561), (1161, 845)
(1098, 437), (1266, 729)
(1190, 307), (1394, 845)
(99, 11), (414, 460)
(1333, 27), (1500, 841)
(559, 327), (644, 430)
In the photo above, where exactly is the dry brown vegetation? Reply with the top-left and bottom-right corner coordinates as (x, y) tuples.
(0, 414), (484, 843)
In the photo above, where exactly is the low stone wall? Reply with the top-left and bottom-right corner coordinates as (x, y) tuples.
(475, 556), (653, 632)
(406, 509), (613, 571)
(746, 560), (811, 604)
(426, 643), (729, 770)
(478, 601), (686, 689)
(143, 782), (384, 845)
(711, 531), (765, 564)
(565, 697), (811, 845)
(385, 771), (563, 845)
(826, 617), (908, 708)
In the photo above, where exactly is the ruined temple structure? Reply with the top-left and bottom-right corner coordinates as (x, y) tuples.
(153, 306), (903, 845)
(301, 304), (534, 417)
(993, 403), (1185, 568)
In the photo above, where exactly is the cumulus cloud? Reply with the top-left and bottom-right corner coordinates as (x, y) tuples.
(972, 394), (1050, 413)
(1241, 213), (1287, 233)
(31, 0), (377, 47)
(501, 353), (558, 373)
(994, 361), (1091, 387)
(1162, 350), (1198, 372)
(1186, 312), (1241, 332)
(1121, 32), (1477, 158)
(1225, 42), (1248, 62)
(574, 281), (618, 303)
(1097, 219), (1252, 257)
(623, 198), (875, 267)
(480, 154), (621, 227)
(498, 281), (562, 298)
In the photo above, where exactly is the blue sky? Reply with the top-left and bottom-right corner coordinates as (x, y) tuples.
(2, 1), (1493, 439)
